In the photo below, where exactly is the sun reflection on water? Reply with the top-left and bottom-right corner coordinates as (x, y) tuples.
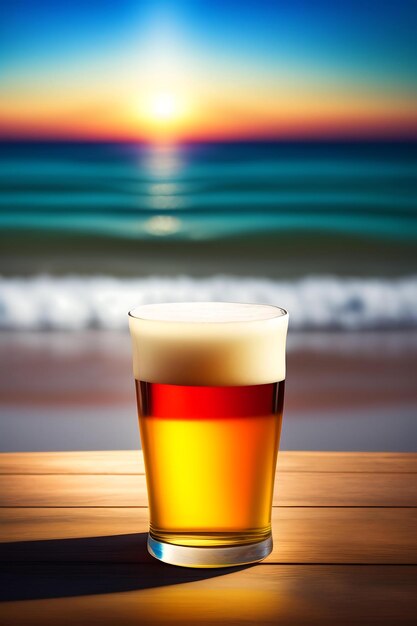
(144, 215), (181, 236)
(143, 145), (185, 214)
(144, 144), (183, 178)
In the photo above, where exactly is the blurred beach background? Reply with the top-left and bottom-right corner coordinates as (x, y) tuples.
(0, 0), (416, 451)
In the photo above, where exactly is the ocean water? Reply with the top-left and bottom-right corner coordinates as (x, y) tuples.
(0, 274), (416, 330)
(0, 141), (416, 330)
(1, 141), (416, 242)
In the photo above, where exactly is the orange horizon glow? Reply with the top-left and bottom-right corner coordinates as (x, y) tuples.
(1, 95), (417, 142)
(1, 66), (417, 142)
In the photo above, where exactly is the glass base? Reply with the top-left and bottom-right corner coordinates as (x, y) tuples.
(147, 533), (273, 568)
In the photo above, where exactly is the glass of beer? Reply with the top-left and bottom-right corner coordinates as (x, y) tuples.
(128, 302), (288, 568)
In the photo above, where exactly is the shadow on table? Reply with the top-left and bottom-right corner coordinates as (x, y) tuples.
(0, 533), (253, 601)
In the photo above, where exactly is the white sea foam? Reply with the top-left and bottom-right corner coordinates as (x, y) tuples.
(0, 275), (416, 331)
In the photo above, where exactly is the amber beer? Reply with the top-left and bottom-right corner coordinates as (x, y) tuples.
(129, 302), (288, 567)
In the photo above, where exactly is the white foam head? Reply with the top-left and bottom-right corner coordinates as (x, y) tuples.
(128, 302), (288, 386)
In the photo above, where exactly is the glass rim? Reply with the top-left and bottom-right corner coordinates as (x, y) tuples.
(128, 301), (288, 324)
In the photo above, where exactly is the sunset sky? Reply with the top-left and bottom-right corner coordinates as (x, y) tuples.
(1, 0), (416, 141)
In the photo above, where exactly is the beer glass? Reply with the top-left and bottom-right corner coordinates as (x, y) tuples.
(128, 302), (288, 568)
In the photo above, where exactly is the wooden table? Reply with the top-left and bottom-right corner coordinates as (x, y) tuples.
(1, 451), (416, 625)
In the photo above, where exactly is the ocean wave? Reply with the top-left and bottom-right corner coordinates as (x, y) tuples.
(0, 275), (416, 331)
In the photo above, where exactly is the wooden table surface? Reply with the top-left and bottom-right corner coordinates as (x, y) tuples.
(0, 451), (416, 625)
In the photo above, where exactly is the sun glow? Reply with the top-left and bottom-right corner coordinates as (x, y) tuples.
(136, 90), (191, 141)
(150, 93), (178, 121)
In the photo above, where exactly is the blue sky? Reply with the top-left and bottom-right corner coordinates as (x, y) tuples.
(1, 0), (416, 139)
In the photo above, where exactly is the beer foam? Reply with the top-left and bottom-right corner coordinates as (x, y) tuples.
(129, 302), (288, 386)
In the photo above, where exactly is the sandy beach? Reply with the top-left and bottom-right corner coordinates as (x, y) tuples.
(1, 330), (416, 452)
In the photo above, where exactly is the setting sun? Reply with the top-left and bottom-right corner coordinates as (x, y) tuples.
(151, 93), (178, 121)
(136, 90), (192, 141)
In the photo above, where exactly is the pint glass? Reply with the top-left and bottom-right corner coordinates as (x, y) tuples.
(128, 302), (288, 568)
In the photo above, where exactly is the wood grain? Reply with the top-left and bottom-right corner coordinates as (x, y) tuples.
(1, 451), (416, 626)
(1, 471), (416, 507)
(1, 507), (416, 564)
(0, 451), (145, 475)
(1, 565), (416, 625)
(1, 451), (416, 474)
